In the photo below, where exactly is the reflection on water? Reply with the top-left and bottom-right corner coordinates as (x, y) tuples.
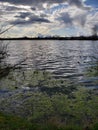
(5, 40), (98, 87)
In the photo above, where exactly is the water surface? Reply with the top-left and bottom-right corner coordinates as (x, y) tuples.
(5, 40), (98, 87)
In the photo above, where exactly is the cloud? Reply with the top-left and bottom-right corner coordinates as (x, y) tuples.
(15, 12), (31, 19)
(0, 0), (97, 37)
(0, 0), (89, 9)
(5, 6), (24, 12)
(10, 12), (50, 25)
(85, 11), (98, 35)
(54, 4), (89, 28)
(92, 24), (98, 35)
(69, 0), (83, 8)
(72, 9), (88, 26)
(57, 12), (73, 26)
(30, 7), (36, 11)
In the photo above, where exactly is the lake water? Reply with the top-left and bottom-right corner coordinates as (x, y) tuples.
(5, 40), (98, 88)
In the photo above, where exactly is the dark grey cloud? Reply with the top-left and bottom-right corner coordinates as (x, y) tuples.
(40, 13), (48, 18)
(16, 12), (48, 19)
(31, 7), (36, 11)
(15, 12), (31, 19)
(92, 24), (98, 35)
(58, 13), (73, 26)
(69, 0), (83, 8)
(0, 0), (87, 9)
(10, 12), (50, 25)
(5, 6), (22, 11)
(11, 18), (50, 25)
(0, 0), (65, 5)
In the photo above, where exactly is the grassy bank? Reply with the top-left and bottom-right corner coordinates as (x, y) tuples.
(0, 86), (98, 129)
(0, 112), (98, 130)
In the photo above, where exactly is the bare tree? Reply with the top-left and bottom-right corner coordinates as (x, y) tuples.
(0, 25), (15, 36)
(0, 25), (26, 79)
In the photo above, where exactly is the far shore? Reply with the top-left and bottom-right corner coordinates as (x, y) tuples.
(0, 36), (98, 40)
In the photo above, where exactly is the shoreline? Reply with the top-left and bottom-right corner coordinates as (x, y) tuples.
(0, 36), (98, 41)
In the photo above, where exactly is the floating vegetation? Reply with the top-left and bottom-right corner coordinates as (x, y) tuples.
(0, 70), (75, 94)
(0, 70), (98, 129)
(84, 62), (98, 87)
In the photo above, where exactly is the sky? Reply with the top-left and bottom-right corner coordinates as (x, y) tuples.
(0, 0), (98, 37)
